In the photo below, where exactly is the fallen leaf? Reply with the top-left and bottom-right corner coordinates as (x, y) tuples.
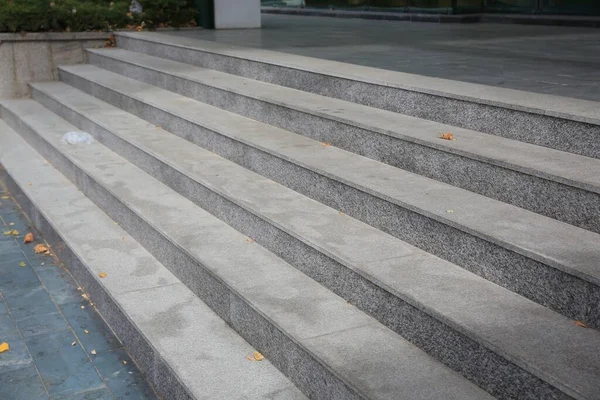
(122, 360), (127, 365)
(91, 349), (97, 355)
(11, 229), (19, 236)
(321, 142), (330, 147)
(84, 329), (89, 334)
(3, 230), (12, 235)
(77, 287), (82, 291)
(71, 341), (77, 346)
(0, 342), (10, 353)
(246, 356), (254, 361)
(440, 132), (456, 141)
(1, 196), (9, 199)
(81, 305), (85, 309)
(34, 244), (50, 254)
(98, 272), (107, 278)
(24, 233), (34, 243)
(246, 238), (254, 243)
(253, 352), (264, 361)
(9, 222), (14, 226)
(339, 211), (344, 216)
(575, 320), (588, 328)
(19, 261), (26, 267)
(81, 293), (90, 301)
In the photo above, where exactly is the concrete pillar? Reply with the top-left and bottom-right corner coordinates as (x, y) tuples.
(214, 0), (261, 29)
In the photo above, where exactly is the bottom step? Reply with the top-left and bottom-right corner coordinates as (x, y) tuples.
(0, 120), (305, 400)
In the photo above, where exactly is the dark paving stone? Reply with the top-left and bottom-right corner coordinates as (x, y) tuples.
(0, 336), (34, 373)
(58, 388), (115, 400)
(60, 302), (121, 355)
(0, 262), (42, 296)
(0, 299), (9, 315)
(93, 348), (156, 400)
(4, 285), (60, 320)
(16, 311), (70, 338)
(26, 331), (106, 399)
(0, 312), (20, 339)
(37, 266), (84, 305)
(0, 365), (48, 400)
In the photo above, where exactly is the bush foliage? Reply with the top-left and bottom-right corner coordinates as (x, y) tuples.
(0, 0), (197, 33)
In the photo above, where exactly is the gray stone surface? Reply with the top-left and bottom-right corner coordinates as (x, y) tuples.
(87, 48), (600, 233)
(51, 66), (600, 330)
(0, 100), (491, 400)
(0, 33), (106, 99)
(115, 30), (600, 158)
(23, 83), (600, 399)
(0, 120), (305, 400)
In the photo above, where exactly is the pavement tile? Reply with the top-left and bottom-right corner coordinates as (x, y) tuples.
(0, 336), (34, 373)
(92, 348), (155, 400)
(26, 331), (106, 398)
(0, 364), (48, 400)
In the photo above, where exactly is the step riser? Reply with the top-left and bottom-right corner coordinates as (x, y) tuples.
(55, 70), (600, 331)
(88, 51), (600, 234)
(30, 87), (567, 400)
(117, 35), (600, 159)
(0, 106), (364, 400)
(0, 167), (192, 400)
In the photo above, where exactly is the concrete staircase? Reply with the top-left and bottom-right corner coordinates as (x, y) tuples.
(1, 31), (599, 400)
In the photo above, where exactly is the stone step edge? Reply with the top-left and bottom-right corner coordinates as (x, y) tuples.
(113, 31), (600, 126)
(28, 82), (600, 400)
(87, 47), (600, 197)
(52, 66), (600, 290)
(1, 100), (492, 400)
(0, 121), (304, 400)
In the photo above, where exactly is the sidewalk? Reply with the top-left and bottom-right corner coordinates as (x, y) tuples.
(0, 185), (157, 400)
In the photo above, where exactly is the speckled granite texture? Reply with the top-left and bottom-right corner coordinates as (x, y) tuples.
(86, 50), (600, 234)
(50, 70), (600, 332)
(1, 104), (493, 400)
(116, 34), (600, 160)
(20, 84), (599, 399)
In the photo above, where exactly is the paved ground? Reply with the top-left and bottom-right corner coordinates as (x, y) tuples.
(164, 14), (600, 101)
(0, 187), (157, 400)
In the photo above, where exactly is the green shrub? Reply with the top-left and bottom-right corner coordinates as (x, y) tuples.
(139, 0), (197, 29)
(0, 0), (197, 33)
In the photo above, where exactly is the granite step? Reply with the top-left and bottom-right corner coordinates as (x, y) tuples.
(25, 83), (600, 400)
(0, 120), (306, 400)
(52, 65), (600, 331)
(114, 31), (600, 159)
(87, 47), (600, 234)
(0, 99), (493, 400)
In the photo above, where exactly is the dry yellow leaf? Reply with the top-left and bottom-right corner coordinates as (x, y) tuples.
(575, 320), (589, 328)
(246, 238), (254, 243)
(98, 272), (107, 278)
(440, 132), (455, 140)
(1, 196), (9, 199)
(34, 244), (50, 254)
(11, 229), (19, 236)
(19, 261), (26, 267)
(253, 352), (264, 361)
(0, 342), (10, 353)
(321, 142), (330, 147)
(24, 233), (34, 243)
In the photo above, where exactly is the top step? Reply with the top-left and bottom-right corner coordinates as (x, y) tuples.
(115, 31), (600, 159)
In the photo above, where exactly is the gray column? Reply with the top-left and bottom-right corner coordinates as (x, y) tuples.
(214, 0), (261, 29)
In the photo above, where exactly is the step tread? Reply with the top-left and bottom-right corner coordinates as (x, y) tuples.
(28, 83), (600, 400)
(0, 119), (306, 400)
(115, 31), (600, 126)
(88, 47), (600, 194)
(56, 65), (600, 287)
(1, 99), (492, 400)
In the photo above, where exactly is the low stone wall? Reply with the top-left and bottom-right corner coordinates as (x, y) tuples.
(0, 32), (111, 99)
